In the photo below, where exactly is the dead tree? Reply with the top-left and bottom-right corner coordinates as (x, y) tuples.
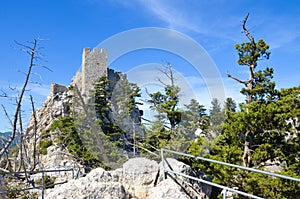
(0, 38), (43, 165)
(29, 95), (38, 171)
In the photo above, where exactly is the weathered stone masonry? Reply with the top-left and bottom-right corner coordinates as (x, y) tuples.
(72, 48), (108, 99)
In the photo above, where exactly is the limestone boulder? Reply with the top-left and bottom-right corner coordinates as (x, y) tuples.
(119, 157), (159, 198)
(148, 178), (190, 199)
(45, 168), (126, 199)
(44, 157), (211, 199)
(159, 158), (212, 198)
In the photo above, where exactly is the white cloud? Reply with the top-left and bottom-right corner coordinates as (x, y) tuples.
(137, 0), (203, 33)
(135, 0), (300, 55)
(136, 0), (243, 40)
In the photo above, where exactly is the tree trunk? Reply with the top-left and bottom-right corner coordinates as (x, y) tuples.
(0, 39), (37, 159)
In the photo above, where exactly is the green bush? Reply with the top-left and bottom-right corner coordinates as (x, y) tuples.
(50, 116), (102, 168)
(40, 139), (53, 155)
(6, 184), (38, 199)
(35, 175), (56, 188)
(9, 145), (19, 157)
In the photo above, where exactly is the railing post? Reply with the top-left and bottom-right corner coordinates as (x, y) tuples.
(161, 148), (166, 180)
(72, 168), (74, 179)
(223, 188), (227, 199)
(41, 171), (45, 199)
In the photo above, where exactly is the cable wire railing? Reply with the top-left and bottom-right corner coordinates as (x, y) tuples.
(0, 167), (77, 199)
(161, 148), (300, 199)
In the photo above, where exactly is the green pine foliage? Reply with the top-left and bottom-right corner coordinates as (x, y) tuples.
(94, 76), (142, 144)
(148, 85), (182, 131)
(146, 64), (182, 133)
(182, 99), (208, 133)
(93, 76), (124, 142)
(144, 64), (195, 153)
(144, 117), (169, 150)
(187, 15), (300, 198)
(40, 139), (53, 155)
(50, 116), (102, 168)
(189, 88), (300, 198)
(208, 98), (225, 138)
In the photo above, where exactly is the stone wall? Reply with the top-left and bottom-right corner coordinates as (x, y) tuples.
(72, 71), (82, 91)
(50, 83), (68, 96)
(82, 48), (107, 97)
(72, 47), (108, 99)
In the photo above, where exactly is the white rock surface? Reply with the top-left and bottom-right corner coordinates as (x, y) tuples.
(44, 157), (210, 199)
(121, 158), (159, 198)
(0, 174), (6, 199)
(148, 178), (190, 199)
(160, 158), (212, 198)
(45, 168), (126, 199)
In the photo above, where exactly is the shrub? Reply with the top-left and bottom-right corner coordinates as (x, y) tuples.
(40, 139), (53, 155)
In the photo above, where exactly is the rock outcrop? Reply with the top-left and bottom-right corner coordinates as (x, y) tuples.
(23, 48), (144, 171)
(0, 174), (6, 199)
(24, 86), (76, 171)
(45, 157), (211, 199)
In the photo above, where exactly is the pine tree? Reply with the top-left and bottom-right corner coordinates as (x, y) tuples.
(226, 13), (272, 105)
(147, 64), (181, 133)
(145, 64), (190, 152)
(208, 98), (225, 138)
(224, 97), (237, 113)
(182, 99), (208, 133)
(188, 14), (300, 198)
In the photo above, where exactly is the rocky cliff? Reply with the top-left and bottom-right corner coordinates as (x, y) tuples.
(23, 48), (144, 171)
(45, 158), (211, 199)
(24, 84), (74, 170)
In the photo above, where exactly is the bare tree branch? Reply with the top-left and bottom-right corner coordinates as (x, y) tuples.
(242, 13), (255, 45)
(0, 90), (8, 97)
(0, 39), (38, 158)
(226, 70), (249, 85)
(156, 77), (168, 86)
(17, 105), (23, 172)
(30, 95), (38, 171)
(14, 40), (33, 51)
(41, 65), (53, 72)
(1, 104), (13, 126)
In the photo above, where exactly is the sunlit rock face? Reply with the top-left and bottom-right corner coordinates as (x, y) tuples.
(45, 158), (211, 199)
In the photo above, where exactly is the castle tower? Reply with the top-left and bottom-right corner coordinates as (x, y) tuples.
(81, 48), (108, 98)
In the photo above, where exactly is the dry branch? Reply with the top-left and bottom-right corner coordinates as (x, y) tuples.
(0, 39), (38, 159)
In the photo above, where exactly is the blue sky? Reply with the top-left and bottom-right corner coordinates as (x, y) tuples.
(0, 0), (300, 131)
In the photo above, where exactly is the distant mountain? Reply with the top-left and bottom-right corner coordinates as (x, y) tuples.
(0, 131), (19, 149)
(0, 131), (11, 144)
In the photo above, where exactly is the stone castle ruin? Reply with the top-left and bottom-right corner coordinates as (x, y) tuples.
(72, 48), (108, 99)
(49, 48), (108, 98)
(50, 47), (128, 103)
(48, 46), (143, 142)
(23, 47), (143, 171)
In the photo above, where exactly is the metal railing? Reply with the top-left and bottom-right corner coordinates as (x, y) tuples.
(161, 148), (300, 199)
(0, 167), (76, 199)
